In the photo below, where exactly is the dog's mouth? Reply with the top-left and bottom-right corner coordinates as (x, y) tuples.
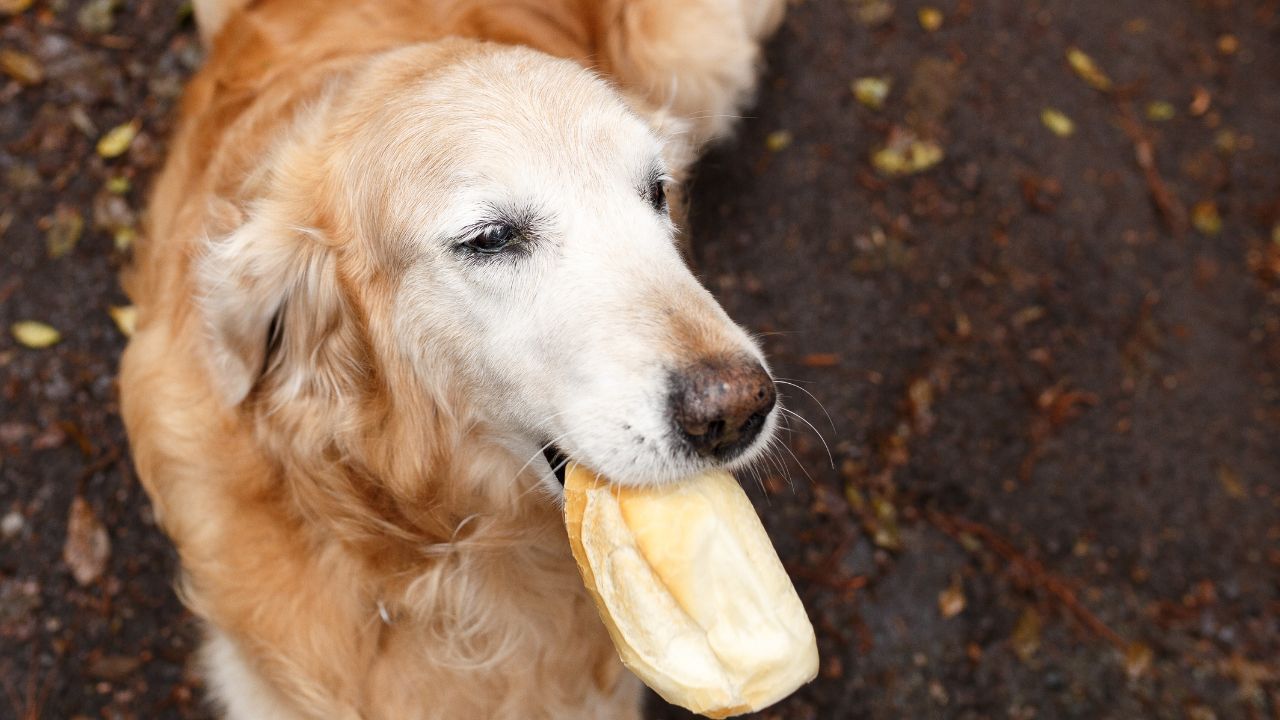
(542, 444), (570, 485)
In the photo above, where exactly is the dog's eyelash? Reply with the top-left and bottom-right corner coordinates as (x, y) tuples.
(451, 209), (544, 263)
(643, 174), (674, 214)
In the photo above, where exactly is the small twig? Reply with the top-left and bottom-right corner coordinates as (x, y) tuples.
(928, 510), (1128, 651)
(75, 445), (122, 493)
(1115, 101), (1187, 238)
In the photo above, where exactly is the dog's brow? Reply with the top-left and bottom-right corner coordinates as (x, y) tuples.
(642, 160), (668, 188)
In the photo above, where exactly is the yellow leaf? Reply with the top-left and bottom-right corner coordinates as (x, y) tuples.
(1191, 201), (1222, 236)
(1066, 47), (1112, 91)
(765, 129), (792, 152)
(872, 132), (944, 176)
(918, 7), (943, 31)
(0, 49), (43, 85)
(1145, 101), (1175, 121)
(1040, 108), (1075, 137)
(852, 76), (891, 110)
(844, 484), (867, 513)
(0, 0), (34, 15)
(11, 321), (61, 349)
(1214, 129), (1237, 155)
(105, 175), (131, 195)
(113, 226), (137, 252)
(1011, 607), (1042, 662)
(108, 306), (137, 337)
(1217, 465), (1246, 499)
(869, 495), (902, 550)
(97, 120), (140, 159)
(45, 206), (84, 259)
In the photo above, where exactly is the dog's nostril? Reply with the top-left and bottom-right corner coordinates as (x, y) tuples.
(669, 358), (776, 460)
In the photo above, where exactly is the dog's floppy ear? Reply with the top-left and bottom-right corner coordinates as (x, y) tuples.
(197, 212), (354, 407)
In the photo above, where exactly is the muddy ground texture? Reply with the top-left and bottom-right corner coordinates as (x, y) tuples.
(2, 0), (1279, 718)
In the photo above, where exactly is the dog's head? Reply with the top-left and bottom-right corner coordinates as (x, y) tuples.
(198, 43), (777, 498)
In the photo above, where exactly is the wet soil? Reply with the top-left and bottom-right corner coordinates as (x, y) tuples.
(2, 0), (1278, 718)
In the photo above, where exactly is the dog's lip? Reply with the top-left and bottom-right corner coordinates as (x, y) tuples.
(542, 444), (569, 485)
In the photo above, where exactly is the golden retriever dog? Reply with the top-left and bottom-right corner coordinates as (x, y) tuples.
(119, 0), (786, 717)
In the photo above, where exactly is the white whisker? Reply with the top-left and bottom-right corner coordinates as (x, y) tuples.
(777, 406), (834, 470)
(775, 380), (836, 435)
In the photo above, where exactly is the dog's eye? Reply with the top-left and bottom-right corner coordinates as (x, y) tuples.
(463, 224), (517, 254)
(647, 179), (668, 214)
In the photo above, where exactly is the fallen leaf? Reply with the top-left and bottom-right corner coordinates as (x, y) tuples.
(852, 76), (891, 110)
(1145, 101), (1176, 121)
(869, 495), (902, 550)
(67, 106), (97, 138)
(1190, 86), (1211, 116)
(917, 6), (943, 31)
(63, 497), (110, 586)
(11, 321), (61, 349)
(108, 306), (137, 337)
(1066, 47), (1112, 91)
(0, 49), (43, 86)
(852, 0), (894, 26)
(1220, 653), (1278, 699)
(765, 129), (792, 152)
(77, 0), (119, 33)
(1185, 704), (1216, 720)
(1040, 108), (1075, 137)
(88, 654), (142, 681)
(1214, 129), (1237, 155)
(113, 226), (137, 252)
(1012, 305), (1046, 327)
(46, 206), (84, 259)
(0, 0), (33, 14)
(1191, 201), (1222, 236)
(908, 377), (934, 430)
(938, 579), (966, 618)
(105, 176), (131, 195)
(1011, 606), (1042, 662)
(1124, 641), (1153, 679)
(872, 128), (944, 176)
(97, 120), (140, 159)
(844, 484), (867, 513)
(801, 353), (840, 368)
(1217, 465), (1246, 499)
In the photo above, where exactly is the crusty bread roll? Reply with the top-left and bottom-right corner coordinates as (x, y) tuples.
(564, 462), (818, 718)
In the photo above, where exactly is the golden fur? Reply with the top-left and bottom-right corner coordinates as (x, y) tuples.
(120, 1), (784, 717)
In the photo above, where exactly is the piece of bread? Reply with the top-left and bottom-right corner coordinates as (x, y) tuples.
(564, 462), (818, 718)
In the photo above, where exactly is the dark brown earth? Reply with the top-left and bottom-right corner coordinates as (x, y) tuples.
(2, 0), (1279, 718)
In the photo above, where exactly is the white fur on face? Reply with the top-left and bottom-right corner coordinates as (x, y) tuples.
(358, 49), (777, 491)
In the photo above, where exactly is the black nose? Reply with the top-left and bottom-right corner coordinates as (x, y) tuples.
(669, 358), (776, 459)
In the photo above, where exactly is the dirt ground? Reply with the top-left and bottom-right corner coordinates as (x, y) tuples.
(2, 0), (1278, 718)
